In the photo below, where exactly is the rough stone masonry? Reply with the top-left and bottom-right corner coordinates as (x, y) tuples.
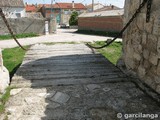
(118, 0), (160, 93)
(0, 48), (9, 93)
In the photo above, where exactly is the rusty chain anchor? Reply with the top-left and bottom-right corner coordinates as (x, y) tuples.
(86, 0), (152, 49)
(0, 8), (26, 50)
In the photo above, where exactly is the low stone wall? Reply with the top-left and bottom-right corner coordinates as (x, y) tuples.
(0, 48), (9, 93)
(118, 0), (160, 93)
(0, 18), (45, 35)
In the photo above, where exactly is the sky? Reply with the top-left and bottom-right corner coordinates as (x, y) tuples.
(24, 0), (125, 8)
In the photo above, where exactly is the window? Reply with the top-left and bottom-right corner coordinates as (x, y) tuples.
(15, 13), (21, 18)
(64, 10), (69, 14)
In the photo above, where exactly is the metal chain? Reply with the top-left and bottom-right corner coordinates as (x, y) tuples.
(146, 0), (152, 22)
(86, 0), (151, 49)
(0, 8), (26, 50)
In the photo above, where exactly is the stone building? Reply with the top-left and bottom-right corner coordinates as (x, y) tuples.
(25, 3), (44, 18)
(118, 0), (160, 94)
(39, 1), (87, 24)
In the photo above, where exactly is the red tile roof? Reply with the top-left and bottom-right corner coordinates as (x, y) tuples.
(25, 5), (36, 12)
(39, 3), (86, 10)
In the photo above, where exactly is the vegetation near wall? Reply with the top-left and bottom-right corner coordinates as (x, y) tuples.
(69, 11), (78, 26)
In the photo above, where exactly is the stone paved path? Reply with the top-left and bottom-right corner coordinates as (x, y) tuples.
(5, 44), (160, 120)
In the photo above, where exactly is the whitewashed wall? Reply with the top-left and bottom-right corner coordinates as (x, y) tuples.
(2, 7), (25, 18)
(0, 48), (10, 93)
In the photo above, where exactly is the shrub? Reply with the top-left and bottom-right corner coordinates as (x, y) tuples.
(69, 11), (78, 26)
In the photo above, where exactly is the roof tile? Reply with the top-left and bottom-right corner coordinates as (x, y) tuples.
(25, 5), (37, 12)
(39, 3), (86, 10)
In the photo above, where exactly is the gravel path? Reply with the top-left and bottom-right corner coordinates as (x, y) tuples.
(0, 29), (122, 49)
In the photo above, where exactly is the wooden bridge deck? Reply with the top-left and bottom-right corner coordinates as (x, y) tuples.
(5, 44), (160, 120)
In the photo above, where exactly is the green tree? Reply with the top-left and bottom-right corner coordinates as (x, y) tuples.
(69, 11), (78, 26)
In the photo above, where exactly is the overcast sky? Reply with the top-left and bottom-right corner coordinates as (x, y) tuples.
(24, 0), (125, 8)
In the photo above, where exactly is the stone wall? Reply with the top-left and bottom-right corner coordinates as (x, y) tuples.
(0, 18), (45, 35)
(0, 48), (9, 93)
(119, 0), (160, 93)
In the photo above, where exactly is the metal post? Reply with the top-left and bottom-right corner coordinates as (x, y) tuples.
(50, 0), (54, 18)
(92, 0), (94, 12)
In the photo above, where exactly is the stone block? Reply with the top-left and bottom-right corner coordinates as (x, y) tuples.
(144, 76), (156, 90)
(0, 66), (10, 94)
(150, 66), (157, 75)
(153, 15), (160, 35)
(147, 34), (158, 53)
(157, 62), (160, 76)
(51, 92), (70, 104)
(46, 90), (56, 98)
(149, 52), (158, 65)
(125, 57), (136, 70)
(131, 31), (142, 45)
(151, 0), (160, 12)
(136, 13), (144, 30)
(86, 84), (101, 92)
(155, 76), (160, 84)
(142, 32), (147, 45)
(138, 65), (146, 78)
(157, 37), (160, 58)
(143, 49), (150, 59)
(25, 97), (42, 104)
(133, 44), (142, 54)
(126, 44), (134, 56)
(144, 15), (154, 33)
(10, 89), (22, 96)
(133, 52), (141, 61)
(46, 102), (61, 109)
(143, 60), (151, 70)
(156, 85), (160, 94)
(0, 48), (10, 93)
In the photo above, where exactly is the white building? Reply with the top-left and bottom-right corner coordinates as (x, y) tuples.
(0, 0), (25, 18)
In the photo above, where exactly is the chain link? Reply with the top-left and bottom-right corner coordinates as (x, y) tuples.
(86, 0), (152, 49)
(0, 8), (26, 50)
(146, 0), (152, 22)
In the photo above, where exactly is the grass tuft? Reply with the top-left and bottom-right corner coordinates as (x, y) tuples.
(0, 87), (12, 114)
(76, 30), (121, 38)
(94, 41), (122, 65)
(2, 46), (30, 77)
(0, 46), (29, 114)
(0, 33), (38, 40)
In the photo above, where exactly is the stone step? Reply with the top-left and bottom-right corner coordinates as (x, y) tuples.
(11, 76), (128, 88)
(15, 69), (124, 77)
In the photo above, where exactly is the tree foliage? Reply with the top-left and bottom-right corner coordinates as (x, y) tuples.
(69, 11), (78, 26)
